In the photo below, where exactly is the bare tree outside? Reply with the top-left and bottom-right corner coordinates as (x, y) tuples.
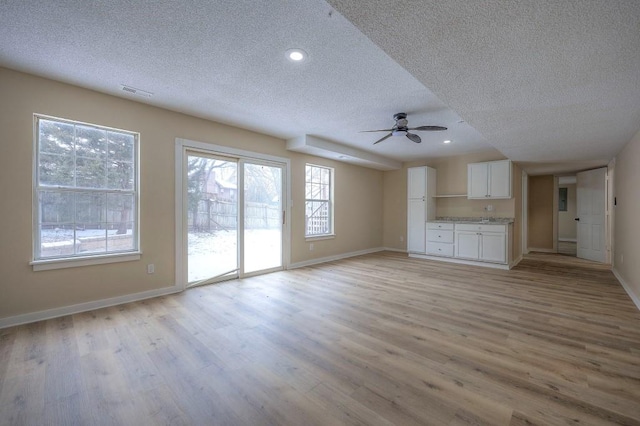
(186, 155), (282, 282)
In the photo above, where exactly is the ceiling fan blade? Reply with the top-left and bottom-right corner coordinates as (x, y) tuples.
(373, 133), (393, 145)
(360, 129), (393, 133)
(409, 125), (448, 131)
(406, 132), (421, 143)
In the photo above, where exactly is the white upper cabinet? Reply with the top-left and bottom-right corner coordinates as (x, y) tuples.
(467, 163), (489, 198)
(408, 167), (426, 199)
(467, 159), (512, 199)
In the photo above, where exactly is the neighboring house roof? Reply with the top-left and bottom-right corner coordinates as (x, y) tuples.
(215, 179), (237, 190)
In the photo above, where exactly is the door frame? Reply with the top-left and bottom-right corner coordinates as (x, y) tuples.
(239, 157), (287, 277)
(555, 175), (577, 255)
(575, 167), (608, 263)
(175, 138), (291, 290)
(521, 170), (528, 255)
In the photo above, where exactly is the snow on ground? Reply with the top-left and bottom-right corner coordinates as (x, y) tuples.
(42, 228), (132, 242)
(41, 228), (280, 281)
(188, 229), (281, 282)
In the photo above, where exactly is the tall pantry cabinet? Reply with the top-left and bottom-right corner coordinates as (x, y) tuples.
(407, 166), (436, 253)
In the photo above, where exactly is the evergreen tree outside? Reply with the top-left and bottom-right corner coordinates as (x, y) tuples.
(36, 117), (137, 258)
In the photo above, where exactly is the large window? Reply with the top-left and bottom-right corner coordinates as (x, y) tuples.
(33, 115), (139, 262)
(305, 164), (333, 237)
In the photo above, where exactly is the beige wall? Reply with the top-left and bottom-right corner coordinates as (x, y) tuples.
(512, 163), (523, 262)
(0, 67), (383, 320)
(295, 157), (383, 261)
(613, 128), (640, 304)
(382, 168), (407, 251)
(431, 151), (514, 218)
(558, 183), (577, 240)
(528, 175), (554, 250)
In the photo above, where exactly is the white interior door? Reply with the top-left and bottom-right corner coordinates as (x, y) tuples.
(576, 167), (606, 262)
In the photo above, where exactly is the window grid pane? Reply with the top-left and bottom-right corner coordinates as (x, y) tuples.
(35, 116), (138, 260)
(305, 165), (333, 236)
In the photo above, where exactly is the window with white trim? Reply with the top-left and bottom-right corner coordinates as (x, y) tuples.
(34, 115), (139, 261)
(305, 164), (333, 237)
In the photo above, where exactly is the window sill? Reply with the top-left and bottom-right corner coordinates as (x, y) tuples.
(305, 234), (335, 242)
(30, 252), (142, 271)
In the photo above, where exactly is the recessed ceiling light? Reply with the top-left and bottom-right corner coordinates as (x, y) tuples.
(286, 48), (307, 62)
(443, 140), (452, 144)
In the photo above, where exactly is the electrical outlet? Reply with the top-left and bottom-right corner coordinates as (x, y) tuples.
(309, 243), (314, 251)
(147, 264), (155, 274)
(400, 236), (404, 242)
(620, 254), (623, 264)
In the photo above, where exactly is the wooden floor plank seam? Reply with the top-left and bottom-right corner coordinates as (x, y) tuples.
(2, 251), (640, 425)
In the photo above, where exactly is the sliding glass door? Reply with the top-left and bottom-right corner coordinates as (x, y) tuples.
(243, 162), (282, 274)
(182, 148), (285, 287)
(186, 152), (239, 284)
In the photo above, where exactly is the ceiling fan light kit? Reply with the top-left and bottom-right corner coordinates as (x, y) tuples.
(362, 112), (447, 145)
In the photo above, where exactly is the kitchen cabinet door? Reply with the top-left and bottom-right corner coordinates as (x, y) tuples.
(480, 232), (506, 263)
(467, 163), (489, 198)
(407, 198), (426, 253)
(468, 160), (511, 199)
(408, 167), (426, 199)
(488, 160), (511, 198)
(455, 231), (480, 259)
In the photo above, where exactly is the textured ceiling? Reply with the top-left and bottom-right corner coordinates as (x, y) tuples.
(0, 0), (492, 169)
(1, 1), (639, 174)
(327, 0), (640, 174)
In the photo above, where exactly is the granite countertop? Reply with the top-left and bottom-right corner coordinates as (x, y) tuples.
(432, 217), (514, 224)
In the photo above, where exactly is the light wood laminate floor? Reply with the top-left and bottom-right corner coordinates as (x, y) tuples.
(1, 252), (640, 425)
(558, 241), (578, 256)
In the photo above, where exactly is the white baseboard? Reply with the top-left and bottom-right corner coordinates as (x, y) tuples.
(528, 247), (556, 253)
(612, 268), (640, 312)
(288, 247), (385, 269)
(558, 238), (577, 242)
(510, 254), (523, 269)
(381, 247), (407, 253)
(408, 253), (511, 270)
(0, 285), (182, 329)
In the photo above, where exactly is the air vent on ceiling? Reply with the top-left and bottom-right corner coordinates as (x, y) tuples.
(120, 84), (153, 98)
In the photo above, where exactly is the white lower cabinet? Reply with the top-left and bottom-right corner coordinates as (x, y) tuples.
(455, 224), (507, 264)
(479, 232), (507, 263)
(455, 232), (480, 259)
(426, 223), (454, 257)
(420, 221), (511, 268)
